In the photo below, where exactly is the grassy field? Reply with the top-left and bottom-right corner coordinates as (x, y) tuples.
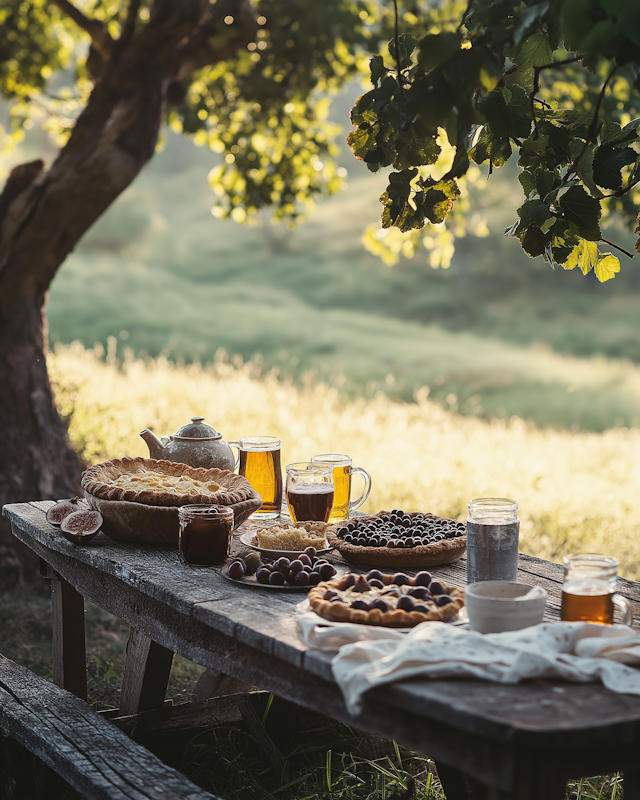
(36, 121), (640, 433)
(50, 343), (640, 578)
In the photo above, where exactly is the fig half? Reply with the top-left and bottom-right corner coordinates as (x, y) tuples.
(46, 498), (81, 527)
(60, 509), (103, 544)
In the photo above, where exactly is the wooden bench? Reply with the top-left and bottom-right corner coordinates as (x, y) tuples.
(0, 653), (219, 800)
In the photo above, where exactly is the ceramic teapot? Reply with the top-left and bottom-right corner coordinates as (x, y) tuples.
(140, 416), (235, 471)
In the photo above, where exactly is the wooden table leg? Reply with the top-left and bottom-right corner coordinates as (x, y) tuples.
(119, 627), (174, 716)
(49, 569), (87, 701)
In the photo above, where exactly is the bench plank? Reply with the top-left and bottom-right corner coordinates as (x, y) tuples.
(0, 655), (218, 800)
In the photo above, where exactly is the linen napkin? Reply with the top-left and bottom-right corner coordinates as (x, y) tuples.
(297, 613), (640, 714)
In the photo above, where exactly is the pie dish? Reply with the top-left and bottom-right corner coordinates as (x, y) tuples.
(308, 570), (464, 627)
(326, 509), (466, 568)
(81, 457), (262, 544)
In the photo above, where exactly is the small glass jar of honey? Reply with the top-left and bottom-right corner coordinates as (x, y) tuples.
(178, 505), (234, 566)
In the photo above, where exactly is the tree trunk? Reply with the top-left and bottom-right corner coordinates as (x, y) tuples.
(0, 1), (213, 581)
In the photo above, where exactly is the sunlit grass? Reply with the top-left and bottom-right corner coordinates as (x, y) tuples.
(50, 343), (640, 578)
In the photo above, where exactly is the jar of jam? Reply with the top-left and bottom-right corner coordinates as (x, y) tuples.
(178, 505), (234, 566)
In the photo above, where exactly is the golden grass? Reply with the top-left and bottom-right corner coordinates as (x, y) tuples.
(49, 342), (640, 578)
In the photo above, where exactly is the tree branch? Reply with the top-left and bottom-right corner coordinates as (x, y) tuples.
(567, 65), (617, 177)
(600, 237), (635, 259)
(119, 0), (141, 49)
(529, 57), (580, 140)
(51, 0), (114, 60)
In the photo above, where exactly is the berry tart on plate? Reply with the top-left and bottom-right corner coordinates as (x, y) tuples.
(326, 509), (466, 568)
(308, 569), (464, 627)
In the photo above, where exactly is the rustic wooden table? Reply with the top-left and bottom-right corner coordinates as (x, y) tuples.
(4, 500), (640, 800)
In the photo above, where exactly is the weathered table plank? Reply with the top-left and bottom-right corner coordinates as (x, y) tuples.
(0, 654), (218, 800)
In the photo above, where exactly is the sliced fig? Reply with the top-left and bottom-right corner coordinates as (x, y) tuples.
(46, 498), (81, 527)
(60, 510), (103, 544)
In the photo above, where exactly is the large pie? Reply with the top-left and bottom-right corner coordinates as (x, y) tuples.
(308, 570), (464, 627)
(82, 456), (255, 507)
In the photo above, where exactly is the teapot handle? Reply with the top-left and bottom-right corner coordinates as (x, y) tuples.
(227, 441), (241, 471)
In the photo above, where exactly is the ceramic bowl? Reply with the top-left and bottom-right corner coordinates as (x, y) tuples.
(464, 581), (547, 633)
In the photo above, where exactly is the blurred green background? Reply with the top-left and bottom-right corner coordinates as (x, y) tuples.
(16, 87), (638, 432)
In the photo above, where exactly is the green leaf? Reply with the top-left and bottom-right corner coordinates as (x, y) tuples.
(514, 1), (551, 46)
(535, 169), (561, 202)
(519, 170), (537, 197)
(393, 133), (441, 170)
(417, 32), (460, 72)
(600, 117), (640, 147)
(418, 179), (460, 223)
(370, 55), (387, 86)
(558, 186), (602, 241)
(469, 127), (512, 166)
(347, 125), (377, 161)
(480, 85), (532, 140)
(567, 141), (600, 198)
(592, 146), (637, 190)
(389, 33), (417, 71)
(563, 239), (599, 274)
(520, 226), (547, 257)
(514, 31), (554, 70)
(551, 220), (581, 264)
(594, 253), (620, 282)
(518, 199), (550, 227)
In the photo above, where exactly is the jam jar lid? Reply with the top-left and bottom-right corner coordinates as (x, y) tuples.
(173, 416), (222, 440)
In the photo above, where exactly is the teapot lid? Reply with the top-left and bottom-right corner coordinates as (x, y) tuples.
(173, 416), (222, 441)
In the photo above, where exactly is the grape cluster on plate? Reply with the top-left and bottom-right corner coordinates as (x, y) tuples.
(336, 510), (465, 549)
(227, 547), (337, 587)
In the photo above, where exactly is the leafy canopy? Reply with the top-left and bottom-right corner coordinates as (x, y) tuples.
(348, 0), (640, 281)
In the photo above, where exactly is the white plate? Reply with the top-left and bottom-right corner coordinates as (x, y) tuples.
(223, 563), (349, 591)
(238, 530), (333, 560)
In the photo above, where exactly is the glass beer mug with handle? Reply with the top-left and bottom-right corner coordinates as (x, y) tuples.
(310, 454), (371, 523)
(561, 554), (633, 626)
(285, 462), (334, 522)
(228, 436), (283, 519)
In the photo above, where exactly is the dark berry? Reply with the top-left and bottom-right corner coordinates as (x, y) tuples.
(269, 571), (285, 586)
(275, 557), (290, 574)
(285, 571), (298, 585)
(290, 559), (304, 574)
(405, 537), (415, 548)
(369, 579), (384, 589)
(227, 561), (245, 580)
(346, 522), (356, 532)
(430, 581), (445, 595)
(402, 517), (411, 528)
(436, 594), (453, 606)
(343, 573), (357, 588)
(299, 553), (312, 567)
(371, 599), (389, 612)
(294, 570), (310, 586)
(392, 573), (409, 586)
(414, 571), (433, 586)
(367, 570), (383, 582)
(256, 568), (271, 584)
(319, 563), (336, 580)
(413, 604), (429, 613)
(344, 534), (354, 543)
(304, 547), (317, 559)
(337, 527), (349, 538)
(330, 595), (345, 603)
(409, 586), (429, 599)
(397, 595), (415, 611)
(308, 572), (321, 585)
(350, 599), (369, 610)
(323, 589), (338, 600)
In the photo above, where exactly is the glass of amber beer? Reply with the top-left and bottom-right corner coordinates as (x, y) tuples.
(310, 454), (371, 522)
(285, 462), (334, 522)
(561, 554), (633, 625)
(229, 436), (282, 519)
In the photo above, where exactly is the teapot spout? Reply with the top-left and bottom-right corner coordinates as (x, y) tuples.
(139, 429), (167, 460)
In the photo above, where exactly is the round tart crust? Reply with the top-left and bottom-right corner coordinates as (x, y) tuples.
(308, 572), (464, 627)
(326, 510), (466, 568)
(82, 456), (255, 508)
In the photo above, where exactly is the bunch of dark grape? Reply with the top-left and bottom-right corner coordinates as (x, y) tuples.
(228, 547), (337, 587)
(335, 510), (465, 549)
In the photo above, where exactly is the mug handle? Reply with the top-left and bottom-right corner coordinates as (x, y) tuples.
(348, 467), (372, 513)
(227, 441), (241, 471)
(613, 594), (634, 626)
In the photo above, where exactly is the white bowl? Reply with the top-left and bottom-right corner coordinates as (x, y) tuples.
(464, 581), (547, 634)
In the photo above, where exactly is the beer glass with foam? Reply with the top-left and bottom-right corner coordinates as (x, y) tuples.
(229, 436), (282, 519)
(285, 462), (334, 522)
(310, 454), (371, 522)
(561, 553), (633, 625)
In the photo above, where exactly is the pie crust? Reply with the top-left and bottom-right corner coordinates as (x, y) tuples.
(308, 572), (464, 627)
(255, 521), (328, 551)
(82, 457), (255, 508)
(326, 510), (466, 568)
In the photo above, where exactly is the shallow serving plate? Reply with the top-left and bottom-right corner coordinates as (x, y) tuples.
(223, 563), (348, 591)
(238, 530), (333, 560)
